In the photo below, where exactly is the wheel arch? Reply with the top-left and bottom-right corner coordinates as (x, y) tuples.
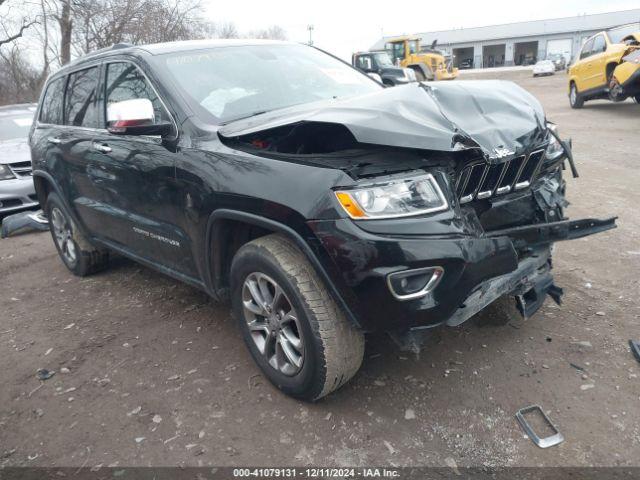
(407, 63), (433, 81)
(33, 171), (54, 208)
(204, 209), (362, 329)
(606, 61), (619, 80)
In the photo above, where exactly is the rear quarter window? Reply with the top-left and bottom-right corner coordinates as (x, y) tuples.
(39, 77), (66, 125)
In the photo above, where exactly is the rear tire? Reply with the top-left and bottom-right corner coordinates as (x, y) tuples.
(230, 233), (364, 401)
(45, 193), (109, 276)
(569, 83), (584, 109)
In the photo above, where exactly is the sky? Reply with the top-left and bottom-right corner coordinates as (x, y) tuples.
(203, 0), (640, 60)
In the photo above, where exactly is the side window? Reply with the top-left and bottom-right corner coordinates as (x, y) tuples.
(592, 35), (606, 54)
(105, 62), (170, 124)
(64, 67), (100, 128)
(580, 39), (594, 59)
(357, 55), (372, 70)
(40, 77), (66, 125)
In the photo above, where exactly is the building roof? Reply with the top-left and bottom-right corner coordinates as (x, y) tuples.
(371, 8), (640, 49)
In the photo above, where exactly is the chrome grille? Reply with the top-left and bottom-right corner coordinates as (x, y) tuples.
(456, 149), (545, 204)
(8, 161), (32, 177)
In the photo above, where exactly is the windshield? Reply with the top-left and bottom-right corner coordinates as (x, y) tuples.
(373, 52), (393, 66)
(162, 44), (381, 124)
(607, 23), (640, 44)
(0, 113), (33, 141)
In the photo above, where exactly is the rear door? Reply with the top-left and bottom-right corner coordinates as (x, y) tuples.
(587, 34), (608, 89)
(574, 38), (594, 91)
(61, 65), (104, 227)
(85, 60), (195, 274)
(31, 76), (67, 194)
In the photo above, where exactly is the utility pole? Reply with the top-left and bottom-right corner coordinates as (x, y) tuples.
(307, 24), (314, 46)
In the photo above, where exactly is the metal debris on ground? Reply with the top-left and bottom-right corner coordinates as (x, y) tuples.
(630, 340), (640, 364)
(36, 368), (55, 381)
(1, 210), (48, 238)
(515, 405), (564, 448)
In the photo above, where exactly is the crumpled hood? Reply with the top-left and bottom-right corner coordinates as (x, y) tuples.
(219, 80), (547, 159)
(0, 138), (31, 164)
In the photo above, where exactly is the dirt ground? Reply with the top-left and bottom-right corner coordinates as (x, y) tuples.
(1, 70), (639, 469)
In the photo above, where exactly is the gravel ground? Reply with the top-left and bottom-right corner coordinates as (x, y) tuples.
(1, 70), (639, 468)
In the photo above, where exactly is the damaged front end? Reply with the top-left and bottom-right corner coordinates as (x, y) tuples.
(219, 81), (617, 332)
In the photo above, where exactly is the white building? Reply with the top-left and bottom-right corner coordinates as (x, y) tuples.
(370, 9), (640, 68)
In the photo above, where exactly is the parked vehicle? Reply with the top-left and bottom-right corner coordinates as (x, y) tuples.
(352, 51), (417, 86)
(385, 36), (458, 81)
(0, 104), (38, 215)
(546, 53), (567, 71)
(458, 58), (474, 70)
(30, 40), (616, 400)
(533, 60), (556, 77)
(568, 23), (640, 108)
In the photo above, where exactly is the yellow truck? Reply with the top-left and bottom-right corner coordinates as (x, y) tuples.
(385, 36), (458, 81)
(568, 23), (640, 108)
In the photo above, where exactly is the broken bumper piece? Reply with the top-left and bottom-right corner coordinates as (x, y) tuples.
(487, 217), (617, 249)
(310, 215), (616, 332)
(445, 246), (557, 326)
(446, 216), (616, 326)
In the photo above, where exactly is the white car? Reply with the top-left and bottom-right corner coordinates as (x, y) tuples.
(533, 60), (555, 77)
(0, 104), (38, 215)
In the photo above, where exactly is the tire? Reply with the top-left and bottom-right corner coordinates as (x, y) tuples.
(633, 94), (640, 104)
(569, 83), (584, 109)
(45, 193), (109, 276)
(411, 67), (426, 82)
(230, 233), (365, 401)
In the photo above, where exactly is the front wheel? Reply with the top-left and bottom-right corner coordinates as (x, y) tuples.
(230, 234), (364, 401)
(411, 67), (426, 82)
(569, 83), (584, 109)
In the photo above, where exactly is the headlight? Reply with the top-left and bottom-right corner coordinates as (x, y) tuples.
(0, 164), (15, 180)
(335, 173), (448, 219)
(546, 123), (564, 160)
(403, 68), (417, 82)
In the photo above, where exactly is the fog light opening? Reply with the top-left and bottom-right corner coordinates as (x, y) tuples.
(387, 267), (444, 301)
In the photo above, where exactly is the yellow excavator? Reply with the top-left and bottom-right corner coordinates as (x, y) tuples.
(385, 35), (458, 81)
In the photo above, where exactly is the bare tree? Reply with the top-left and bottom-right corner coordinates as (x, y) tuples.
(69, 0), (202, 55)
(0, 45), (41, 104)
(215, 21), (239, 39)
(0, 0), (39, 47)
(0, 0), (289, 105)
(247, 25), (287, 41)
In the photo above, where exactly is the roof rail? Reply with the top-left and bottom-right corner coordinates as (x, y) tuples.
(111, 42), (134, 50)
(77, 42), (135, 61)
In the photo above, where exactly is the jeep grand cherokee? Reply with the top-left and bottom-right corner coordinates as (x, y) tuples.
(29, 40), (616, 400)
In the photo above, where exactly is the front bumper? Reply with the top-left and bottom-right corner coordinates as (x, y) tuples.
(0, 177), (38, 214)
(307, 216), (616, 332)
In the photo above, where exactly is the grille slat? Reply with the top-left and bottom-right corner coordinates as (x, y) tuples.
(456, 150), (545, 204)
(8, 161), (33, 177)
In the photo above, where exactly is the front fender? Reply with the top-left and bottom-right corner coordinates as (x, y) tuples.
(204, 209), (363, 329)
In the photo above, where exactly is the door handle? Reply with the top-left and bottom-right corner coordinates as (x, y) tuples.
(92, 142), (112, 154)
(47, 137), (61, 145)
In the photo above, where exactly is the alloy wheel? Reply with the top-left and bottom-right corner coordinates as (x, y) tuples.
(50, 207), (77, 266)
(241, 272), (304, 376)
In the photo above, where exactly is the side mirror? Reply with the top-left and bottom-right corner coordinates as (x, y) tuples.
(107, 98), (172, 136)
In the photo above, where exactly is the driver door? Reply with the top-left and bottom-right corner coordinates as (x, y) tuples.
(80, 60), (196, 275)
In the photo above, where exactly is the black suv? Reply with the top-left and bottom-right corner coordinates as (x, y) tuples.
(352, 50), (417, 86)
(30, 40), (616, 400)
